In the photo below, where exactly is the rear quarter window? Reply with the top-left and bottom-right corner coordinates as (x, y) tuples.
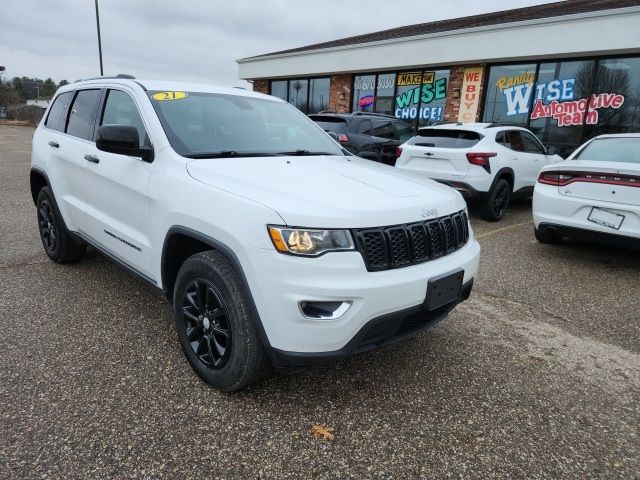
(409, 129), (482, 148)
(310, 117), (347, 135)
(44, 92), (74, 132)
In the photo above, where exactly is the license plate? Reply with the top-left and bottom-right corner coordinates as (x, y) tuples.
(424, 269), (464, 311)
(587, 207), (625, 230)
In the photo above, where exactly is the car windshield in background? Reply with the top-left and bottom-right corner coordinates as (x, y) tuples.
(574, 137), (640, 164)
(148, 91), (343, 158)
(408, 129), (482, 148)
(309, 118), (347, 135)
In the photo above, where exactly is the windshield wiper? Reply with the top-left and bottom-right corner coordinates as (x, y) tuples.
(277, 149), (338, 156)
(184, 151), (281, 159)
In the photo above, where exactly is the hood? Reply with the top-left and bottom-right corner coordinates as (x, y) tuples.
(186, 155), (465, 228)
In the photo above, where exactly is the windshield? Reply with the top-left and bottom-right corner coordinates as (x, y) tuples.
(574, 137), (640, 164)
(148, 91), (343, 158)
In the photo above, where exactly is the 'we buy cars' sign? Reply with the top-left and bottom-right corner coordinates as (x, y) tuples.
(458, 67), (483, 122)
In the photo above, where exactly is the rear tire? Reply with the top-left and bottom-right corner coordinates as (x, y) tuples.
(535, 226), (562, 245)
(173, 250), (271, 391)
(479, 178), (511, 222)
(36, 186), (85, 263)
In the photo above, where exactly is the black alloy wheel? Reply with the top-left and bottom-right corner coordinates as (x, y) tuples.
(37, 200), (57, 253)
(182, 279), (232, 369)
(492, 181), (510, 219)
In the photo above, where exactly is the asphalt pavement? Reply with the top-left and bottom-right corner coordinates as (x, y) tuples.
(1, 125), (638, 479)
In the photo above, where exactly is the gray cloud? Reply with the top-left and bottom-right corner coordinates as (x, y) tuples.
(0, 0), (554, 87)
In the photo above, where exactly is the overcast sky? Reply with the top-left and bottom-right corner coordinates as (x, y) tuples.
(0, 0), (556, 87)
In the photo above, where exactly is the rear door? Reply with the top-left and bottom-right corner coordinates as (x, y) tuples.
(397, 128), (482, 179)
(39, 90), (89, 231)
(370, 119), (399, 165)
(520, 130), (549, 184)
(503, 130), (535, 190)
(83, 88), (155, 277)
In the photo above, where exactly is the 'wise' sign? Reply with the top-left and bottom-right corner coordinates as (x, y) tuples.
(457, 67), (483, 123)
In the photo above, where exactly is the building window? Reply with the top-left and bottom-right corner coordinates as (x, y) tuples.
(270, 81), (287, 101)
(269, 77), (329, 114)
(352, 75), (376, 112)
(375, 73), (396, 115)
(309, 78), (330, 113)
(482, 56), (640, 157)
(394, 70), (449, 128)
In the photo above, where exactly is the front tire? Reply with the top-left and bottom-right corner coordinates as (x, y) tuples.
(479, 178), (511, 222)
(173, 250), (271, 391)
(36, 186), (85, 263)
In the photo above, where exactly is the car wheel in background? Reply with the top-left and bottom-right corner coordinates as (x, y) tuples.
(173, 250), (271, 391)
(479, 178), (511, 222)
(534, 225), (562, 245)
(36, 186), (85, 263)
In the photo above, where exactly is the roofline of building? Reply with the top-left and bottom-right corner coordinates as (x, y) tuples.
(237, 6), (640, 65)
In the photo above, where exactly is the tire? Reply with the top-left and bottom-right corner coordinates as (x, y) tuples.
(173, 250), (271, 391)
(36, 186), (85, 263)
(534, 226), (562, 245)
(479, 178), (511, 222)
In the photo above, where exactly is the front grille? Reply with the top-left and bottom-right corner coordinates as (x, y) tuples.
(354, 210), (469, 271)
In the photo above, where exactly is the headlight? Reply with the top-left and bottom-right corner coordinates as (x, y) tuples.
(268, 226), (355, 256)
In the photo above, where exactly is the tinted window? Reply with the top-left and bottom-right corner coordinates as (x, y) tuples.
(101, 90), (148, 146)
(521, 131), (545, 154)
(270, 81), (287, 101)
(394, 121), (415, 142)
(574, 137), (640, 164)
(309, 78), (330, 114)
(507, 131), (525, 152)
(44, 92), (73, 132)
(148, 91), (343, 157)
(409, 129), (481, 148)
(357, 119), (371, 135)
(311, 118), (347, 135)
(66, 89), (101, 140)
(288, 80), (308, 114)
(371, 120), (395, 139)
(495, 131), (509, 148)
(352, 75), (376, 112)
(375, 73), (395, 115)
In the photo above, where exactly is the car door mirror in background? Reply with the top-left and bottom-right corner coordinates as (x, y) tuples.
(326, 131), (339, 142)
(546, 146), (558, 156)
(96, 124), (154, 162)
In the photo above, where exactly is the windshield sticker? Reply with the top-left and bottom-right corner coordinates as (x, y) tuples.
(152, 91), (188, 101)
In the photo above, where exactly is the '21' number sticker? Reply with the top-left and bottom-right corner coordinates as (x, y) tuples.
(152, 91), (188, 101)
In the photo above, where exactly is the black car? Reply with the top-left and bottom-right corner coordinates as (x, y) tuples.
(309, 112), (416, 165)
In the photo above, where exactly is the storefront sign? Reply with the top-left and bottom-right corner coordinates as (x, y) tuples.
(397, 71), (435, 86)
(358, 95), (374, 108)
(394, 76), (447, 121)
(457, 67), (483, 122)
(498, 72), (626, 126)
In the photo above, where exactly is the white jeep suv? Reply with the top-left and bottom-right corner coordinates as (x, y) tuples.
(395, 123), (562, 221)
(30, 75), (480, 391)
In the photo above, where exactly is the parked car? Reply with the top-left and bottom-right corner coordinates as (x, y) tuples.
(395, 123), (563, 221)
(30, 75), (480, 391)
(309, 112), (415, 165)
(533, 133), (640, 248)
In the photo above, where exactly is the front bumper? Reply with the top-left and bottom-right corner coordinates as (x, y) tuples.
(242, 237), (481, 357)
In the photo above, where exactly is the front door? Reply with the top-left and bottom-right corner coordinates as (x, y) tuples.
(83, 88), (155, 278)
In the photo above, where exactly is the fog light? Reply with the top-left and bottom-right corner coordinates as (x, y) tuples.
(299, 301), (352, 320)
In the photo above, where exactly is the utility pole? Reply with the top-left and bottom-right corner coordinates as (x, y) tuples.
(95, 0), (104, 75)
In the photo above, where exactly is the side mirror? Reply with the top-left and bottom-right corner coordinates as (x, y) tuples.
(546, 146), (558, 156)
(96, 124), (154, 162)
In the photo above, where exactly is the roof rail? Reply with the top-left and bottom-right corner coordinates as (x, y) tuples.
(351, 111), (398, 119)
(485, 122), (524, 128)
(73, 74), (135, 83)
(431, 121), (463, 126)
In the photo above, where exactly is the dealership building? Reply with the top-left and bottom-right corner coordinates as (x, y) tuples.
(237, 0), (640, 157)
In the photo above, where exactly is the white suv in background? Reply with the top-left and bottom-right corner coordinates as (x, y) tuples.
(395, 123), (562, 221)
(30, 75), (480, 391)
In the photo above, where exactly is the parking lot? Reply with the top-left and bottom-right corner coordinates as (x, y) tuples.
(0, 124), (638, 478)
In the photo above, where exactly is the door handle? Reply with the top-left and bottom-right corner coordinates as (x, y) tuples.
(48, 141), (59, 148)
(84, 154), (100, 164)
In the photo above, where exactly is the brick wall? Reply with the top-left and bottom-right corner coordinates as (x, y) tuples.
(444, 65), (486, 123)
(328, 74), (352, 113)
(252, 79), (269, 94)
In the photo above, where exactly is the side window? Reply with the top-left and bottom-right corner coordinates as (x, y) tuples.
(507, 131), (525, 152)
(521, 131), (546, 154)
(371, 120), (395, 139)
(44, 92), (74, 132)
(394, 121), (414, 142)
(357, 119), (371, 135)
(101, 89), (148, 146)
(66, 89), (102, 140)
